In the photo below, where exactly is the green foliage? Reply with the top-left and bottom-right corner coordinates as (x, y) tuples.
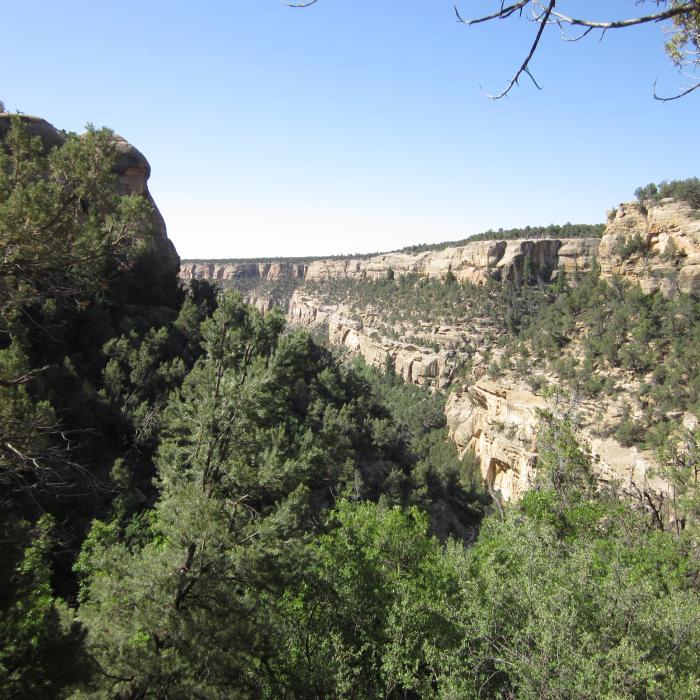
(516, 268), (700, 449)
(437, 502), (700, 699)
(3, 112), (700, 697)
(535, 411), (597, 509)
(657, 425), (700, 536)
(274, 501), (458, 697)
(615, 231), (647, 259)
(635, 177), (700, 209)
(399, 222), (605, 253)
(0, 515), (89, 698)
(305, 272), (557, 348)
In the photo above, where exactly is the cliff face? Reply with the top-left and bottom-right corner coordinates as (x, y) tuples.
(289, 292), (459, 388)
(181, 261), (307, 282)
(0, 113), (180, 274)
(303, 238), (599, 285)
(181, 197), (700, 298)
(600, 199), (700, 296)
(445, 379), (673, 506)
(185, 197), (699, 506)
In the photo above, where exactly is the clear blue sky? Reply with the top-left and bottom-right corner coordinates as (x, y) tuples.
(3, 1), (698, 258)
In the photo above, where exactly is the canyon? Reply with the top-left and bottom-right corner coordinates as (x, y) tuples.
(180, 196), (700, 508)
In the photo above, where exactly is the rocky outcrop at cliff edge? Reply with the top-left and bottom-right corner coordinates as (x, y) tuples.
(445, 379), (673, 505)
(600, 199), (700, 296)
(0, 113), (180, 274)
(181, 197), (700, 298)
(302, 238), (599, 286)
(180, 237), (600, 286)
(289, 291), (459, 389)
(180, 261), (307, 282)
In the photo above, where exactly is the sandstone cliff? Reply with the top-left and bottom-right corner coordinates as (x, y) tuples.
(188, 196), (699, 507)
(0, 113), (180, 274)
(600, 199), (700, 296)
(445, 379), (673, 508)
(181, 261), (307, 282)
(181, 196), (700, 299)
(289, 291), (459, 389)
(302, 238), (600, 285)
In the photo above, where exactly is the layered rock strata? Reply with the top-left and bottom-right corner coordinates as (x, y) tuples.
(289, 292), (458, 389)
(600, 199), (700, 296)
(182, 197), (700, 300)
(180, 261), (307, 282)
(445, 379), (672, 506)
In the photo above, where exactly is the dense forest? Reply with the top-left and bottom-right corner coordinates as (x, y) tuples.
(2, 116), (700, 698)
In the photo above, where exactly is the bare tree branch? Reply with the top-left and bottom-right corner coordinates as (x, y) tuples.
(454, 0), (700, 99)
(483, 0), (557, 99)
(454, 1), (530, 25)
(0, 365), (50, 387)
(548, 2), (699, 31)
(654, 77), (700, 100)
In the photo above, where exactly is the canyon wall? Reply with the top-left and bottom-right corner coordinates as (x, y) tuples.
(181, 236), (600, 287)
(600, 198), (700, 296)
(288, 292), (459, 389)
(444, 379), (675, 506)
(180, 261), (307, 283)
(181, 197), (700, 299)
(183, 196), (700, 505)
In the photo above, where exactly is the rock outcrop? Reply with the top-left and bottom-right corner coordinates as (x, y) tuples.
(445, 379), (672, 504)
(0, 112), (180, 274)
(181, 236), (601, 287)
(600, 199), (700, 296)
(302, 238), (600, 286)
(180, 261), (307, 282)
(182, 197), (700, 300)
(289, 291), (457, 389)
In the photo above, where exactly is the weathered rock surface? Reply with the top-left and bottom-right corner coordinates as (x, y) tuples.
(180, 261), (307, 282)
(446, 380), (545, 502)
(182, 197), (700, 301)
(445, 379), (672, 504)
(181, 236), (601, 287)
(289, 291), (457, 389)
(301, 237), (599, 286)
(600, 199), (700, 296)
(0, 113), (180, 273)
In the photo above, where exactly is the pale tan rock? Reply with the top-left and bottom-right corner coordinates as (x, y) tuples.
(446, 380), (546, 502)
(599, 199), (700, 297)
(446, 378), (674, 504)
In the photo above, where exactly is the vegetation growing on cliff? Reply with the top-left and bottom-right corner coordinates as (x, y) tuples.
(305, 272), (557, 343)
(492, 267), (700, 452)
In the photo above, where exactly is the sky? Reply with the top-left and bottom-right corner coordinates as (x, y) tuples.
(2, 1), (698, 259)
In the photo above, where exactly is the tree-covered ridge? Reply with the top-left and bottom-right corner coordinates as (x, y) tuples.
(635, 177), (700, 209)
(304, 272), (556, 347)
(397, 222), (605, 254)
(491, 267), (700, 453)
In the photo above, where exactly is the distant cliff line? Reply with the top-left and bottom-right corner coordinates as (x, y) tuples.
(181, 222), (604, 267)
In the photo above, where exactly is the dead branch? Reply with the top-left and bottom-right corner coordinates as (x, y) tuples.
(0, 365), (50, 387)
(547, 2), (699, 31)
(654, 77), (700, 100)
(483, 0), (557, 99)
